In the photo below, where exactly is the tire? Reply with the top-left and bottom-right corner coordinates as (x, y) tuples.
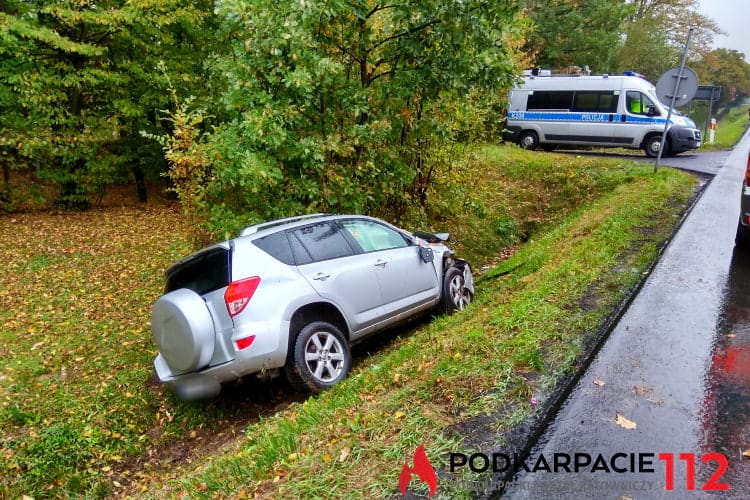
(643, 135), (667, 158)
(519, 130), (540, 150)
(441, 266), (473, 313)
(736, 219), (750, 249)
(285, 321), (351, 393)
(151, 288), (215, 373)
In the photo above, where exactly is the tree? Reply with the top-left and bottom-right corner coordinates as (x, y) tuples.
(692, 49), (750, 105)
(613, 0), (722, 80)
(522, 0), (634, 72)
(159, 0), (525, 238)
(0, 1), (223, 207)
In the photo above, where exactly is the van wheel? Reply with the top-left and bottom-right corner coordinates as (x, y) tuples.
(643, 135), (665, 158)
(285, 321), (351, 393)
(519, 131), (539, 150)
(736, 218), (750, 250)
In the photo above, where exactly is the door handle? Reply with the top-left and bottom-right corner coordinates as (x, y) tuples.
(313, 272), (331, 281)
(374, 259), (388, 268)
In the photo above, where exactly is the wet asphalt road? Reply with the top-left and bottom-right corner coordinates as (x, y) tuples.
(504, 136), (750, 499)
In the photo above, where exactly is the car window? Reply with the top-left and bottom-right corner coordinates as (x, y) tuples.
(571, 91), (618, 113)
(340, 220), (410, 253)
(626, 91), (659, 116)
(289, 222), (354, 263)
(253, 232), (295, 265)
(165, 246), (230, 295)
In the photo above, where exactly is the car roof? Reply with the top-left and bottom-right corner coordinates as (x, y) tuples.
(237, 214), (394, 240)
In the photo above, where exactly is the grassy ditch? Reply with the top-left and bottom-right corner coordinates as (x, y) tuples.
(139, 159), (696, 499)
(697, 104), (750, 151)
(0, 146), (697, 498)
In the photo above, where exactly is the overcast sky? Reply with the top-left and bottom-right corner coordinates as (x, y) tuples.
(697, 0), (750, 61)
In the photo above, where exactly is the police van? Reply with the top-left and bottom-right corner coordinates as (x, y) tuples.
(502, 72), (702, 157)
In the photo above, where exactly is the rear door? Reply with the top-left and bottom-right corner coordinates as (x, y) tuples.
(291, 221), (386, 332)
(339, 219), (440, 316)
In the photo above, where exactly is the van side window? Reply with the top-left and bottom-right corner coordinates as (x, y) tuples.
(527, 91), (574, 110)
(571, 91), (618, 113)
(626, 91), (659, 116)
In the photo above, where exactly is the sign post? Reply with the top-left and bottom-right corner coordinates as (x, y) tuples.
(654, 27), (695, 174)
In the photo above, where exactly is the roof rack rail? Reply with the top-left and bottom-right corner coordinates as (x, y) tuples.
(239, 213), (332, 236)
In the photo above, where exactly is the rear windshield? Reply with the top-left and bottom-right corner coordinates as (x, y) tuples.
(165, 246), (230, 295)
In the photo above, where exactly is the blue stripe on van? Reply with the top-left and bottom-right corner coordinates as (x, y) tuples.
(507, 111), (669, 125)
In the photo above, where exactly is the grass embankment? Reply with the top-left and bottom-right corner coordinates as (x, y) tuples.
(0, 146), (697, 498)
(696, 104), (750, 151)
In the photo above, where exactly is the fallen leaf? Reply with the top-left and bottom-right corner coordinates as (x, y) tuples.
(632, 386), (651, 396)
(615, 414), (637, 430)
(196, 482), (209, 491)
(339, 447), (350, 462)
(593, 379), (605, 386)
(394, 411), (406, 420)
(742, 449), (750, 459)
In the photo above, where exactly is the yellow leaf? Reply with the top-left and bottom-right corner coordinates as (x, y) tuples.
(615, 414), (637, 430)
(323, 454), (332, 462)
(394, 411), (406, 420)
(288, 452), (298, 461)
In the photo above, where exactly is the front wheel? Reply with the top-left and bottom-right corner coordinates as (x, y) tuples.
(736, 218), (750, 250)
(441, 266), (473, 313)
(643, 135), (667, 158)
(286, 321), (351, 393)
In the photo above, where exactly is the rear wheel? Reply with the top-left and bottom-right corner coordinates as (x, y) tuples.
(286, 321), (351, 393)
(519, 130), (540, 150)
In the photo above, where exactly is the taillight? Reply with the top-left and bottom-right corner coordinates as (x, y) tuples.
(745, 151), (750, 185)
(235, 335), (256, 350)
(224, 276), (261, 317)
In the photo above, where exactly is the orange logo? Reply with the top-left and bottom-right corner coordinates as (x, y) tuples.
(399, 444), (438, 497)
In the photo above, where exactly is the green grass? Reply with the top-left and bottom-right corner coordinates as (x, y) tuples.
(0, 145), (697, 498)
(695, 104), (750, 151)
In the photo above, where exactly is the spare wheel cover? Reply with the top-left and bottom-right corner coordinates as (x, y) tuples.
(151, 289), (215, 372)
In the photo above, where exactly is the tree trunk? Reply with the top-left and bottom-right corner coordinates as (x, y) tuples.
(133, 165), (148, 203)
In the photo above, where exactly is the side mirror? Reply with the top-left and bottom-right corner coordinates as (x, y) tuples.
(647, 105), (657, 117)
(419, 246), (434, 263)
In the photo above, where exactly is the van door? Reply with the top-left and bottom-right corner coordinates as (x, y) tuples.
(529, 90), (618, 146)
(614, 90), (663, 147)
(566, 90), (619, 146)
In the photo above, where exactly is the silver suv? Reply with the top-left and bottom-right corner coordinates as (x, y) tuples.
(151, 214), (474, 400)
